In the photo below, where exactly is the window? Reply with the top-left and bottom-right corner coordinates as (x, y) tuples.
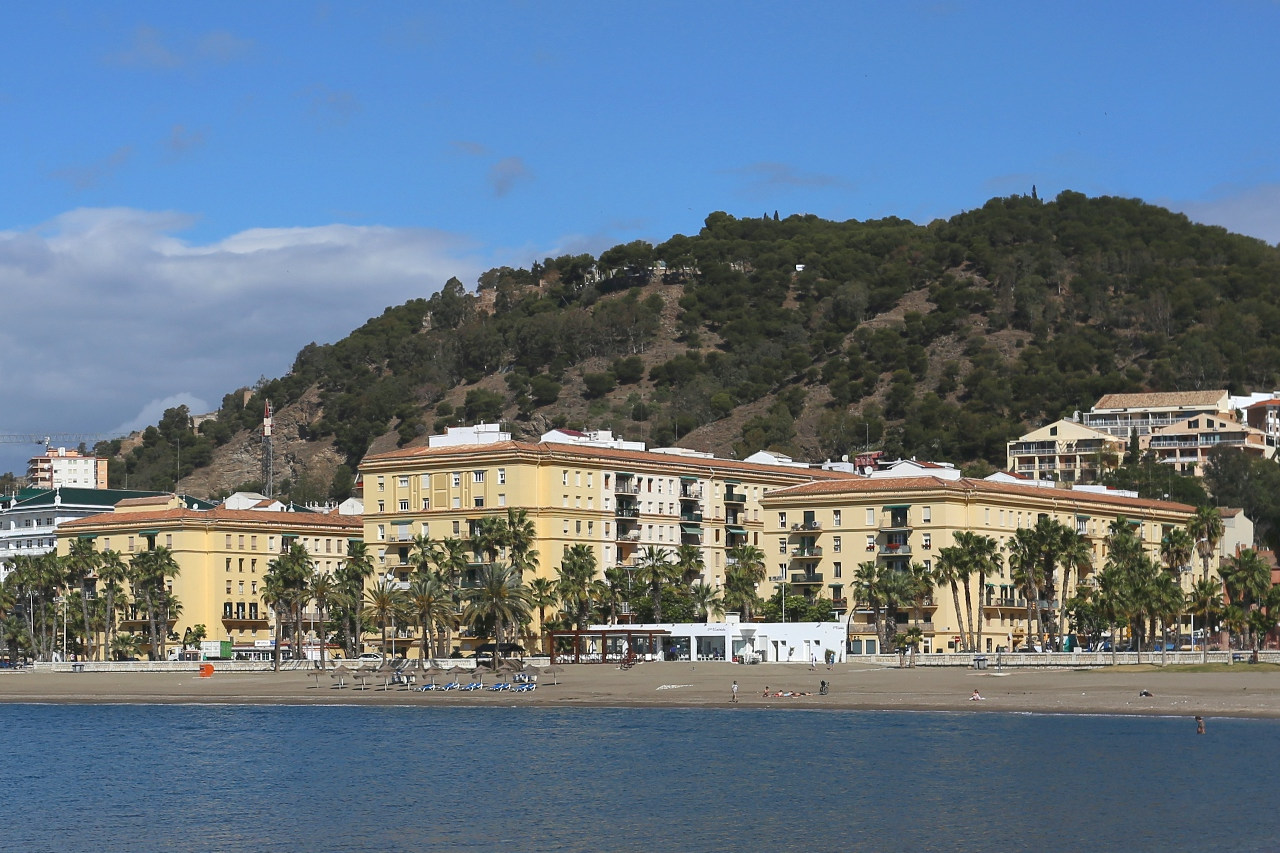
(420, 474), (430, 488)
(498, 494), (506, 507)
(833, 536), (841, 553)
(779, 538), (787, 554)
(422, 498), (430, 510)
(451, 473), (461, 488)
(1076, 518), (1088, 535)
(128, 536), (135, 552)
(562, 471), (569, 486)
(451, 497), (460, 509)
(778, 512), (787, 528)
(399, 500), (409, 511)
(225, 534), (233, 549)
(866, 508), (875, 526)
(377, 525), (385, 541)
(866, 534), (875, 551)
(576, 520), (582, 535)
(587, 521), (594, 535)
(377, 477), (385, 492)
(473, 470), (484, 483)
(833, 562), (842, 579)
(833, 510), (842, 526)
(226, 558), (232, 573)
(238, 581), (244, 594)
(226, 583), (232, 594)
(251, 535), (258, 550)
(564, 520), (570, 535)
(497, 468), (506, 484)
(251, 559), (257, 573)
(378, 501), (385, 513)
(452, 521), (460, 535)
(474, 497), (484, 508)
(922, 533), (932, 550)
(238, 558), (244, 573)
(398, 476), (409, 488)
(922, 506), (931, 523)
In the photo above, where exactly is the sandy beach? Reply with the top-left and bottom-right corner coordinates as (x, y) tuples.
(2, 662), (1279, 718)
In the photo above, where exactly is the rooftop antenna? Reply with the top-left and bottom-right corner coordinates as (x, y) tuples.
(262, 399), (274, 499)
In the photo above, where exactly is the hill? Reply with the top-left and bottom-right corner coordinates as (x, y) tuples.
(96, 190), (1280, 504)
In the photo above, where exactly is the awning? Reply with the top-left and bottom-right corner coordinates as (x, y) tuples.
(680, 524), (702, 534)
(723, 479), (740, 485)
(1076, 514), (1090, 519)
(138, 529), (159, 536)
(680, 475), (698, 482)
(76, 533), (98, 540)
(881, 504), (910, 510)
(726, 526), (747, 535)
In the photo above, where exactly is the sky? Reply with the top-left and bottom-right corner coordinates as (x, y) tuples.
(3, 1), (1280, 477)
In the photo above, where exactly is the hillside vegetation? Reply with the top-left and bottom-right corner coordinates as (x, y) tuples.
(98, 191), (1280, 506)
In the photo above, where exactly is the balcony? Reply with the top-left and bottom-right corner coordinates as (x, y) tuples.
(679, 485), (703, 500)
(615, 507), (639, 518)
(614, 482), (641, 495)
(790, 572), (823, 585)
(680, 512), (703, 523)
(879, 543), (911, 556)
(790, 521), (822, 532)
(790, 546), (822, 558)
(616, 531), (641, 542)
(831, 597), (849, 610)
(984, 597), (1025, 609)
(724, 490), (747, 503)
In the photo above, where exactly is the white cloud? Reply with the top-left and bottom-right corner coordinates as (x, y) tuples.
(0, 207), (483, 474)
(1168, 183), (1280, 246)
(112, 393), (212, 435)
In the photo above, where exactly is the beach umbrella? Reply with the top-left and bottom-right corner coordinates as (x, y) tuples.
(421, 665), (445, 686)
(468, 669), (485, 684)
(544, 664), (563, 685)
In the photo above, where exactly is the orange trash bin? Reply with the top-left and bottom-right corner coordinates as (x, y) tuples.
(199, 663), (215, 678)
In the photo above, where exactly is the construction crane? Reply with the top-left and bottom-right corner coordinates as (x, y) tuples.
(0, 434), (113, 450)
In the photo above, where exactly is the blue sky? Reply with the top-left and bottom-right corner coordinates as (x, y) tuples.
(2, 2), (1279, 477)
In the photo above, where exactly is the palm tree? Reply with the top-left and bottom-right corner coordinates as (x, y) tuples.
(933, 546), (973, 651)
(555, 545), (597, 629)
(852, 561), (884, 653)
(954, 532), (1001, 652)
(723, 544), (766, 621)
(97, 549), (129, 661)
(1221, 549), (1272, 651)
(338, 540), (375, 658)
(462, 563), (532, 668)
(674, 544), (705, 586)
(308, 571), (339, 668)
(407, 572), (452, 661)
(64, 538), (100, 661)
(429, 537), (469, 655)
(903, 625), (924, 667)
(1151, 571), (1184, 667)
(528, 576), (559, 652)
(502, 508), (539, 581)
(1188, 506), (1224, 583)
(600, 568), (629, 625)
(129, 546), (180, 660)
(634, 546), (676, 623)
(1187, 577), (1224, 664)
(688, 582), (723, 622)
(470, 515), (506, 568)
(362, 579), (408, 662)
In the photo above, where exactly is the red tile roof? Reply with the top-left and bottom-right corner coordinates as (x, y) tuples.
(61, 505), (362, 531)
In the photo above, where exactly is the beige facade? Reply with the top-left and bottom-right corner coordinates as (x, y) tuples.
(1082, 390), (1231, 438)
(1142, 412), (1273, 476)
(1006, 419), (1124, 482)
(358, 437), (853, 621)
(57, 495), (362, 655)
(760, 476), (1196, 654)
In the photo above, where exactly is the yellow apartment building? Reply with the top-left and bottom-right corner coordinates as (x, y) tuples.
(57, 495), (362, 657)
(358, 427), (855, 629)
(760, 475), (1196, 654)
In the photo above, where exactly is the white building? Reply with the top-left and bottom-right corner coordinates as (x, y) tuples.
(573, 620), (847, 665)
(26, 447), (108, 490)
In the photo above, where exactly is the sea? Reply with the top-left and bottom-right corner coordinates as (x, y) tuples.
(1, 704), (1276, 852)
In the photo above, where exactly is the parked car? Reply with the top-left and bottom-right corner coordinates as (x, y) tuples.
(358, 653), (382, 662)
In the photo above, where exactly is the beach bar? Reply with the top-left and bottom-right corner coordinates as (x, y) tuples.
(552, 622), (847, 665)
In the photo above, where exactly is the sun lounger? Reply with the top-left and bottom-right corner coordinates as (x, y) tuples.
(442, 681), (460, 691)
(514, 682), (536, 693)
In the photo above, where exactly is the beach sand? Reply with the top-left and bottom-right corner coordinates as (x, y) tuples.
(2, 662), (1279, 718)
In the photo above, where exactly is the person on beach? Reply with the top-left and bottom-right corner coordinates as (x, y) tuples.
(762, 685), (769, 697)
(970, 689), (983, 701)
(1196, 716), (1205, 735)
(731, 681), (739, 703)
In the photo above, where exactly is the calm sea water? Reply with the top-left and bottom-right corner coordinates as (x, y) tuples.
(0, 704), (1276, 852)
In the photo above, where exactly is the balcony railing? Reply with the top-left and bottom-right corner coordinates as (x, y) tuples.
(680, 512), (703, 523)
(614, 483), (641, 494)
(680, 486), (703, 500)
(879, 543), (911, 556)
(790, 546), (822, 558)
(791, 520), (822, 531)
(724, 490), (747, 503)
(615, 507), (639, 518)
(790, 573), (823, 585)
(616, 531), (641, 542)
(831, 597), (849, 610)
(985, 597), (1025, 608)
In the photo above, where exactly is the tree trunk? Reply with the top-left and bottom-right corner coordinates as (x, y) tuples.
(975, 573), (986, 654)
(949, 581), (967, 653)
(961, 577), (975, 652)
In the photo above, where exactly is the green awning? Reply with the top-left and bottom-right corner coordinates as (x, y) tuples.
(680, 524), (702, 534)
(882, 504), (911, 510)
(1076, 514), (1090, 519)
(76, 533), (97, 540)
(348, 537), (363, 543)
(680, 475), (698, 482)
(723, 478), (740, 485)
(138, 529), (159, 536)
(726, 526), (747, 535)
